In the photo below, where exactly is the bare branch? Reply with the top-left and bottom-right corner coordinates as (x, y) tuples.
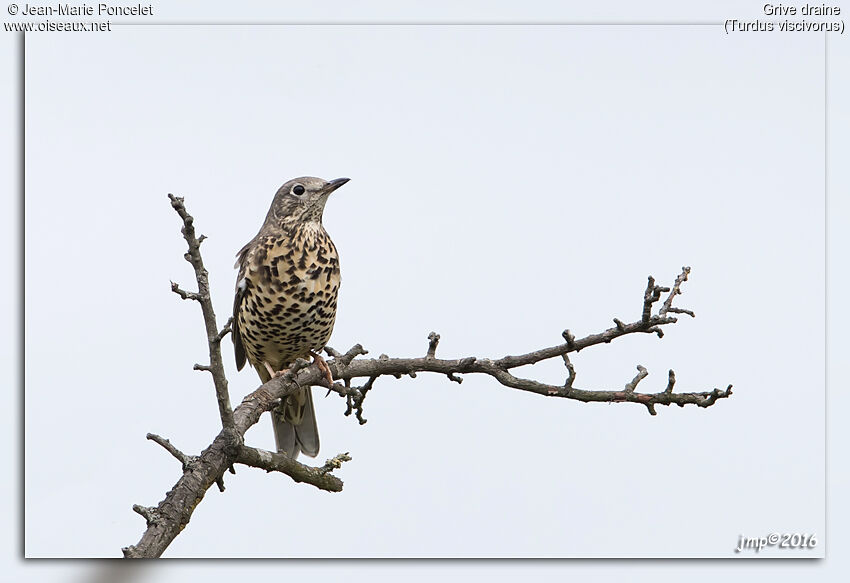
(236, 446), (348, 492)
(426, 332), (440, 359)
(562, 329), (577, 351)
(311, 264), (722, 416)
(131, 317), (733, 555)
(168, 194), (235, 432)
(647, 326), (664, 338)
(499, 315), (674, 371)
(659, 266), (691, 317)
(321, 352), (730, 413)
(624, 365), (649, 394)
(146, 433), (195, 470)
(132, 505), (159, 527)
(323, 345), (343, 359)
(665, 369), (676, 394)
(170, 281), (200, 302)
(562, 353), (576, 390)
(127, 197), (728, 559)
(666, 306), (696, 318)
(642, 275), (669, 323)
(319, 452), (353, 475)
(215, 317), (233, 343)
(642, 276), (657, 323)
(345, 376), (376, 424)
(701, 385), (734, 408)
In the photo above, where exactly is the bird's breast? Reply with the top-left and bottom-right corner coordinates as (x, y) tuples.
(237, 230), (340, 369)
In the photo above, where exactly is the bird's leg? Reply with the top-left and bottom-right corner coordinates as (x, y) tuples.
(310, 350), (334, 386)
(264, 361), (289, 379)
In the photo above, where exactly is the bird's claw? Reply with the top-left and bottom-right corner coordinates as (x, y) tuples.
(311, 350), (334, 387)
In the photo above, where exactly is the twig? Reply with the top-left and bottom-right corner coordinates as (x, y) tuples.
(666, 307), (696, 317)
(132, 505), (159, 527)
(323, 346), (343, 359)
(665, 370), (676, 394)
(642, 275), (669, 323)
(345, 376), (376, 424)
(660, 266), (691, 317)
(624, 365), (649, 394)
(215, 317), (233, 342)
(170, 282), (200, 302)
(319, 452), (353, 475)
(562, 329), (577, 351)
(562, 354), (576, 389)
(168, 194), (235, 431)
(426, 332), (440, 359)
(235, 446), (348, 492)
(146, 433), (195, 470)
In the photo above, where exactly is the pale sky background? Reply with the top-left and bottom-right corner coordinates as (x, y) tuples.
(2, 1), (849, 582)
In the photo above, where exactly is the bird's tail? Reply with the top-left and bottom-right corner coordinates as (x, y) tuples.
(272, 387), (320, 459)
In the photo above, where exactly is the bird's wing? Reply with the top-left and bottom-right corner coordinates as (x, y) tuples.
(232, 241), (253, 371)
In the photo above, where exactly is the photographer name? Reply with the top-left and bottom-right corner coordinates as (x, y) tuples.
(20, 3), (153, 16)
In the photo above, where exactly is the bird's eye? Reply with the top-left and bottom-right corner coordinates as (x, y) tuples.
(291, 184), (306, 196)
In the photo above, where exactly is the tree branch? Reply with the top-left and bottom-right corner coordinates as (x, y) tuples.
(659, 266), (693, 317)
(235, 446), (349, 492)
(146, 433), (195, 470)
(168, 194), (235, 432)
(124, 198), (732, 559)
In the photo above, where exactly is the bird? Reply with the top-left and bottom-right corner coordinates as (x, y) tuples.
(232, 176), (349, 459)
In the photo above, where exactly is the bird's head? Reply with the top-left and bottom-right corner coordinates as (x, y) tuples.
(267, 176), (349, 228)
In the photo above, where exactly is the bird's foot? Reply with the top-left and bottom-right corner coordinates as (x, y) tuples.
(263, 361), (290, 380)
(310, 350), (334, 386)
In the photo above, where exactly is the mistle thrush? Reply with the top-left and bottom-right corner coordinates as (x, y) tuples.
(232, 176), (349, 458)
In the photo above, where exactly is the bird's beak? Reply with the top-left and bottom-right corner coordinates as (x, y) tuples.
(324, 177), (350, 194)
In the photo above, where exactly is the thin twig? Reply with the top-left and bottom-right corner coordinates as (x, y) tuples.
(665, 370), (676, 394)
(666, 306), (696, 317)
(660, 266), (691, 317)
(426, 332), (440, 359)
(168, 194), (235, 431)
(624, 365), (649, 393)
(146, 433), (195, 470)
(170, 282), (200, 302)
(563, 354), (577, 389)
(215, 317), (234, 342)
(345, 376), (376, 424)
